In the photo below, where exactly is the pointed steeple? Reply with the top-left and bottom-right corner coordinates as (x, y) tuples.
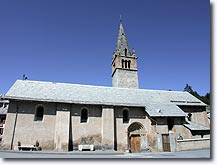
(115, 20), (132, 57)
(112, 19), (139, 89)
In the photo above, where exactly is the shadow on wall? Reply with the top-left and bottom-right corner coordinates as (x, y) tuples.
(72, 134), (102, 150)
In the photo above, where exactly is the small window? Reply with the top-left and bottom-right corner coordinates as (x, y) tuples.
(125, 60), (128, 68)
(123, 109), (129, 123)
(34, 106), (44, 121)
(0, 103), (3, 108)
(125, 48), (127, 56)
(81, 108), (88, 123)
(122, 59), (124, 68)
(167, 117), (174, 130)
(128, 60), (131, 69)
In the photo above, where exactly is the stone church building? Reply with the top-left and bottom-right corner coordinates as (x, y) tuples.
(2, 20), (210, 153)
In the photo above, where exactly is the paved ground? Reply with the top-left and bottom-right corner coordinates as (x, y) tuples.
(0, 149), (210, 159)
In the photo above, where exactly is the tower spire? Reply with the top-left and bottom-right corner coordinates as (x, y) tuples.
(115, 19), (131, 57)
(112, 19), (139, 89)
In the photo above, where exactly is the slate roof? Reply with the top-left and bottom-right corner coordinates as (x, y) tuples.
(5, 80), (206, 117)
(145, 103), (186, 117)
(184, 121), (210, 131)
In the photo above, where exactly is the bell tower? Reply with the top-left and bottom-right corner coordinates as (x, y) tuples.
(112, 20), (139, 88)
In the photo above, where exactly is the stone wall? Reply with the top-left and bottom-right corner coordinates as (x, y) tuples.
(114, 107), (157, 152)
(155, 116), (210, 152)
(54, 105), (70, 151)
(178, 105), (209, 127)
(112, 53), (139, 89)
(177, 138), (210, 151)
(2, 100), (209, 153)
(112, 55), (137, 74)
(2, 101), (56, 150)
(101, 106), (114, 150)
(2, 101), (104, 151)
(112, 69), (139, 89)
(3, 102), (156, 152)
(70, 104), (102, 150)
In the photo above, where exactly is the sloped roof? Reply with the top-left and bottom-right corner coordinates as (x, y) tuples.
(145, 103), (186, 117)
(5, 80), (206, 117)
(184, 121), (210, 131)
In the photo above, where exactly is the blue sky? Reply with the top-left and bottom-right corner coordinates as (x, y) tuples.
(0, 0), (210, 95)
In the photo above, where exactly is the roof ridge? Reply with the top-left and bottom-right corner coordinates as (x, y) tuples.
(16, 79), (187, 93)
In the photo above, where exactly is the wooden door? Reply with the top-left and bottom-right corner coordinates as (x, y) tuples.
(130, 135), (141, 153)
(162, 134), (170, 152)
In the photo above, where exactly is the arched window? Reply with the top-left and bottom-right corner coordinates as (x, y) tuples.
(128, 60), (131, 69)
(125, 48), (127, 56)
(123, 109), (129, 123)
(34, 105), (44, 121)
(167, 117), (174, 130)
(125, 60), (128, 69)
(81, 108), (88, 123)
(122, 59), (124, 68)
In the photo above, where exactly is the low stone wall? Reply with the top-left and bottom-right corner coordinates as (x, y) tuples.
(177, 138), (210, 151)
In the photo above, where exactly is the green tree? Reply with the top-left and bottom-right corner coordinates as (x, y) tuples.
(183, 84), (210, 105)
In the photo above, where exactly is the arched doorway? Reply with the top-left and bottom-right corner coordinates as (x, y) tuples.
(128, 122), (145, 153)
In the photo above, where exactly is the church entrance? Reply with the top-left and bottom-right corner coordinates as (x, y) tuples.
(129, 135), (141, 153)
(128, 122), (145, 153)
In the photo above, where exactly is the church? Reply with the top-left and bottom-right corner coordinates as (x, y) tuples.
(1, 20), (210, 153)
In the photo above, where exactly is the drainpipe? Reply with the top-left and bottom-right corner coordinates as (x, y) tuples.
(11, 104), (18, 150)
